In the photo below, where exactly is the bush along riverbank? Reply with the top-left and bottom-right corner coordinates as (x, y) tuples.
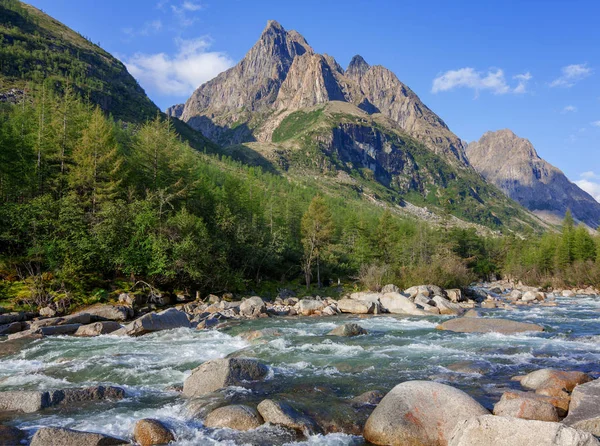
(1, 281), (600, 445)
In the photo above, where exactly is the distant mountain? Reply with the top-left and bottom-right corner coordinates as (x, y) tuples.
(171, 20), (469, 167)
(467, 129), (600, 229)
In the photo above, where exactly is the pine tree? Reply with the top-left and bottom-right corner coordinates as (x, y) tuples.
(556, 210), (575, 269)
(301, 195), (334, 288)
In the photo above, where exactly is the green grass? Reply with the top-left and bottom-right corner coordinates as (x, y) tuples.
(272, 108), (324, 142)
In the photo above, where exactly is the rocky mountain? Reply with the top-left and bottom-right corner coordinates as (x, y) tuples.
(172, 20), (469, 167)
(467, 129), (600, 228)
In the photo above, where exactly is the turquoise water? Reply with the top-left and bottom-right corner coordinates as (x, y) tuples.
(1, 295), (599, 444)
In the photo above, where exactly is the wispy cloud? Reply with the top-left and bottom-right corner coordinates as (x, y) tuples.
(549, 64), (592, 88)
(592, 121), (600, 127)
(123, 37), (233, 97)
(513, 72), (532, 94)
(561, 105), (577, 113)
(123, 19), (163, 38)
(575, 172), (600, 202)
(432, 67), (531, 96)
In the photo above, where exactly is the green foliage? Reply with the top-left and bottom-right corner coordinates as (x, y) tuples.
(272, 108), (323, 142)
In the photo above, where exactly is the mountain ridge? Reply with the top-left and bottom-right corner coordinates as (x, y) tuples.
(466, 129), (600, 229)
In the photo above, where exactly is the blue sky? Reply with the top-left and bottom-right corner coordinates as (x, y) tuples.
(28, 0), (600, 199)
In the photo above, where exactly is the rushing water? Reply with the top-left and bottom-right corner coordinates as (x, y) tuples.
(1, 294), (600, 445)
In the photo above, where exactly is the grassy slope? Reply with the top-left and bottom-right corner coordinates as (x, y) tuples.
(227, 103), (547, 234)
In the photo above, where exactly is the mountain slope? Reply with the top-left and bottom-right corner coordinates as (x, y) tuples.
(467, 129), (600, 229)
(172, 20), (469, 167)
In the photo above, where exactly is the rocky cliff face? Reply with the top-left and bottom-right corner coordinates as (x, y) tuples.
(467, 129), (600, 228)
(174, 20), (468, 167)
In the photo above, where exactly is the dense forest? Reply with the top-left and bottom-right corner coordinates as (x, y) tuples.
(0, 86), (599, 312)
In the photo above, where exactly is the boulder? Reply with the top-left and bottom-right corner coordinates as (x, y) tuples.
(327, 323), (367, 337)
(349, 292), (383, 303)
(257, 399), (319, 435)
(295, 299), (326, 316)
(562, 290), (576, 297)
(81, 305), (133, 322)
(336, 299), (374, 314)
(432, 295), (465, 315)
(509, 290), (523, 300)
(31, 313), (91, 329)
(448, 415), (599, 446)
(30, 427), (127, 446)
(522, 291), (545, 302)
(204, 404), (264, 431)
(379, 292), (429, 316)
(39, 306), (57, 317)
(0, 425), (25, 445)
(183, 358), (269, 398)
(7, 329), (44, 340)
(118, 292), (143, 307)
(115, 308), (190, 336)
(381, 284), (400, 294)
(446, 289), (464, 303)
(500, 390), (570, 417)
(518, 369), (592, 392)
(480, 300), (497, 309)
(133, 419), (175, 446)
(464, 310), (480, 318)
(437, 317), (544, 334)
(493, 393), (559, 421)
(404, 285), (431, 298)
(563, 378), (600, 435)
(363, 380), (489, 445)
(75, 322), (122, 337)
(38, 324), (82, 336)
(49, 386), (125, 406)
(0, 390), (51, 413)
(0, 313), (27, 325)
(0, 322), (22, 335)
(239, 296), (266, 318)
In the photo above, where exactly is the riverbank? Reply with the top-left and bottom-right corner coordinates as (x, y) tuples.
(1, 282), (600, 445)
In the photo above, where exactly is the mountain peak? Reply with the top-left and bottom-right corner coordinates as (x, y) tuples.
(346, 55), (370, 80)
(263, 19), (285, 33)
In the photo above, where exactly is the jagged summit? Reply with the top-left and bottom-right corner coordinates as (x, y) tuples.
(175, 20), (469, 166)
(467, 129), (600, 228)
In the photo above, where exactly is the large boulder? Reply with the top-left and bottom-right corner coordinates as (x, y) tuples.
(0, 425), (25, 445)
(30, 313), (91, 329)
(448, 415), (599, 446)
(0, 390), (51, 413)
(30, 427), (127, 446)
(183, 358), (269, 397)
(446, 289), (464, 303)
(518, 369), (591, 393)
(81, 305), (133, 322)
(379, 292), (429, 316)
(0, 322), (22, 335)
(204, 404), (264, 431)
(363, 380), (489, 445)
(257, 399), (319, 435)
(437, 317), (544, 334)
(493, 393), (559, 421)
(114, 308), (190, 336)
(295, 299), (326, 316)
(563, 378), (600, 436)
(381, 284), (400, 294)
(522, 291), (545, 302)
(39, 306), (57, 317)
(75, 322), (122, 337)
(49, 386), (125, 406)
(336, 298), (374, 314)
(327, 323), (367, 337)
(133, 419), (175, 446)
(349, 292), (383, 303)
(239, 296), (266, 318)
(499, 390), (570, 417)
(432, 296), (464, 316)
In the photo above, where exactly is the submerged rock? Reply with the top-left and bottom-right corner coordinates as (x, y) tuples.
(446, 360), (489, 375)
(183, 358), (269, 397)
(327, 323), (367, 337)
(133, 419), (175, 446)
(437, 317), (544, 334)
(0, 425), (25, 445)
(238, 328), (282, 341)
(448, 415), (599, 446)
(204, 404), (264, 431)
(493, 393), (559, 422)
(257, 399), (319, 435)
(364, 380), (489, 445)
(563, 378), (600, 436)
(350, 390), (384, 407)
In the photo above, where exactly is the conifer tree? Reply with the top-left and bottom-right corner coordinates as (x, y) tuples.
(301, 195), (334, 288)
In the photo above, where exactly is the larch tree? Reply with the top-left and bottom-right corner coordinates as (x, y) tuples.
(301, 195), (334, 288)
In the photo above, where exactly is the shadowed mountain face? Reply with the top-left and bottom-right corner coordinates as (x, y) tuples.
(467, 129), (600, 229)
(171, 20), (469, 167)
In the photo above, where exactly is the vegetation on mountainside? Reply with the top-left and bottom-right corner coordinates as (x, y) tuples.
(0, 0), (157, 122)
(0, 89), (599, 313)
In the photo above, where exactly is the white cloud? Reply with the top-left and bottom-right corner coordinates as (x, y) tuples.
(575, 173), (600, 202)
(170, 1), (203, 26)
(561, 105), (577, 113)
(592, 121), (600, 127)
(513, 72), (532, 94)
(550, 64), (592, 88)
(432, 68), (532, 96)
(123, 37), (234, 97)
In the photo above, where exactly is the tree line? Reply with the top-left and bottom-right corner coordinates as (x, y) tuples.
(0, 87), (599, 311)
